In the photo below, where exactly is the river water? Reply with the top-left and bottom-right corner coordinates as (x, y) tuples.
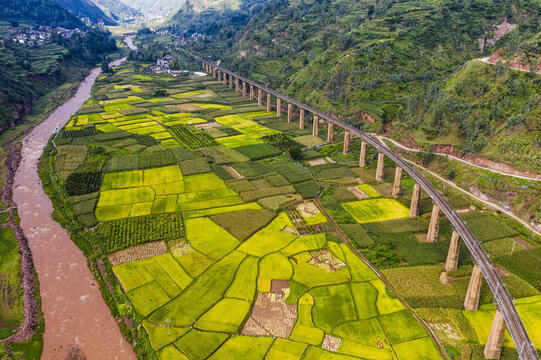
(12, 55), (136, 358)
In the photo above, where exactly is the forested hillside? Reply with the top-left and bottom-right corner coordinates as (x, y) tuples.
(55, 0), (116, 25)
(117, 0), (186, 16)
(0, 0), (84, 28)
(0, 29), (117, 131)
(173, 0), (540, 172)
(90, 0), (142, 21)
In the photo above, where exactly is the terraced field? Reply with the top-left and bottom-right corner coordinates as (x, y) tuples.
(46, 63), (541, 360)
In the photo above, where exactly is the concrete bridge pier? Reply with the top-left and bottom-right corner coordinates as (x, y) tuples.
(392, 166), (403, 198)
(343, 131), (350, 154)
(242, 81), (247, 97)
(249, 85), (254, 100)
(409, 182), (421, 218)
(464, 264), (483, 311)
(229, 75), (233, 89)
(484, 309), (506, 359)
(212, 67), (216, 78)
(258, 89), (263, 106)
(235, 78), (240, 92)
(276, 98), (282, 117)
(327, 123), (334, 142)
(223, 73), (227, 85)
(288, 102), (293, 123)
(375, 152), (385, 181)
(312, 115), (319, 136)
(267, 93), (272, 112)
(216, 70), (220, 81)
(299, 108), (305, 129)
(359, 141), (367, 167)
(426, 204), (441, 242)
(445, 230), (460, 272)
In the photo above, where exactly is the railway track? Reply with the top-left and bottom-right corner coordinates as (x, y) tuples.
(198, 58), (539, 359)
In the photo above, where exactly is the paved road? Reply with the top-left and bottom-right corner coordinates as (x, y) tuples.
(198, 59), (539, 360)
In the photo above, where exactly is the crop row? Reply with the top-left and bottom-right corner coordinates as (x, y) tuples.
(97, 212), (185, 252)
(168, 125), (219, 150)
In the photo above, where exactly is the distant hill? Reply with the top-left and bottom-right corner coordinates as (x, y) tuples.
(0, 0), (84, 28)
(173, 0), (540, 173)
(118, 0), (186, 16)
(90, 0), (142, 21)
(55, 0), (116, 25)
(169, 0), (268, 42)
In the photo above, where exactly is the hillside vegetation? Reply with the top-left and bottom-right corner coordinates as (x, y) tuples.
(172, 0), (540, 172)
(0, 27), (117, 131)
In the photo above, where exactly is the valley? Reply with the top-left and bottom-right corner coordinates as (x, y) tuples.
(0, 0), (540, 359)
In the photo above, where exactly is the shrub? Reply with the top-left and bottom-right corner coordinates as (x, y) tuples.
(261, 133), (296, 150)
(289, 145), (302, 160)
(361, 244), (402, 268)
(211, 209), (276, 241)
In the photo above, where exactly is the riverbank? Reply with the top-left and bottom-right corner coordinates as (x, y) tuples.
(12, 58), (135, 359)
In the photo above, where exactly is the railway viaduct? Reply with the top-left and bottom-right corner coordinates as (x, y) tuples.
(199, 60), (538, 360)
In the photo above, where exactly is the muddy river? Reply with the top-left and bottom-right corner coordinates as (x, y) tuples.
(13, 56), (136, 359)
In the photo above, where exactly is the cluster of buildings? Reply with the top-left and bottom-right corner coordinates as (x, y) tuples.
(149, 54), (174, 73)
(148, 54), (203, 77)
(7, 26), (84, 47)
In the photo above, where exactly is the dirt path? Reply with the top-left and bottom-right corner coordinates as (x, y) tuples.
(390, 154), (541, 237)
(478, 57), (541, 75)
(375, 135), (541, 181)
(12, 60), (136, 359)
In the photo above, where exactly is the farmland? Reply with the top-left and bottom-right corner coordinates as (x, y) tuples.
(41, 61), (541, 360)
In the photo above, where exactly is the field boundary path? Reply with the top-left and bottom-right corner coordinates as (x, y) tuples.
(198, 58), (539, 360)
(12, 55), (136, 358)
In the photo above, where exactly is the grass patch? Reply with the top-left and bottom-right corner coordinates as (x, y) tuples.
(342, 198), (410, 223)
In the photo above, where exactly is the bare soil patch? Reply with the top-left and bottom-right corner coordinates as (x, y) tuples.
(308, 249), (346, 273)
(224, 166), (244, 179)
(296, 202), (320, 217)
(347, 186), (369, 199)
(108, 241), (168, 266)
(241, 292), (297, 338)
(322, 335), (341, 352)
(308, 158), (327, 166)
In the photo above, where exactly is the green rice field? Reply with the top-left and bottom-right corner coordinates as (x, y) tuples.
(47, 61), (541, 360)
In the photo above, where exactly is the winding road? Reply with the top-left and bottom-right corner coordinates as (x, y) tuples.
(374, 134), (541, 181)
(199, 58), (539, 360)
